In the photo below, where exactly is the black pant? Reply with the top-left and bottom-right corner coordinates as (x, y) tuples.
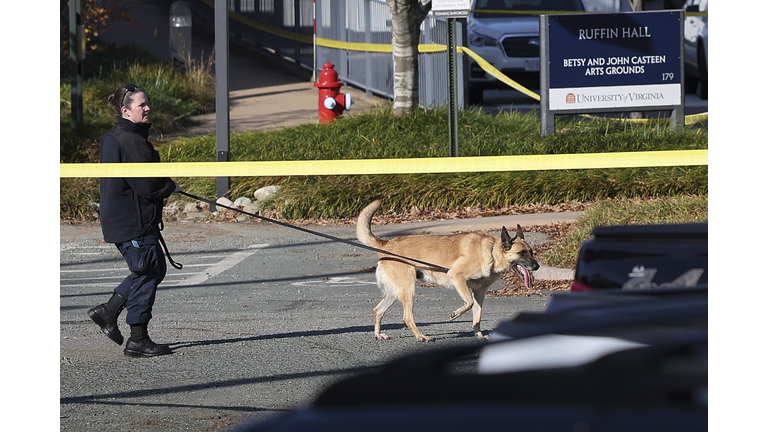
(114, 236), (166, 325)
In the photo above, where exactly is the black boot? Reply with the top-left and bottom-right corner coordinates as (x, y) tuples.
(88, 292), (127, 345)
(124, 323), (172, 357)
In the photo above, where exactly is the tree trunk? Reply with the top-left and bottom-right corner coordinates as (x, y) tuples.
(387, 0), (431, 116)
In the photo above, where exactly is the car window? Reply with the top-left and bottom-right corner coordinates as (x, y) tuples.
(474, 0), (585, 16)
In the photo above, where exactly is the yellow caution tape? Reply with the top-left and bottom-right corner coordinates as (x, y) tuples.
(458, 47), (541, 101)
(683, 112), (708, 125)
(580, 112), (708, 126)
(60, 150), (707, 178)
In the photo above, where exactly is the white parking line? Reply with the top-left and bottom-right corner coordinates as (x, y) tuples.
(59, 262), (220, 273)
(166, 244), (269, 287)
(291, 276), (377, 288)
(60, 244), (270, 288)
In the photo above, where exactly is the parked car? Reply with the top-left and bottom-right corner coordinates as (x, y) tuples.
(682, 0), (708, 99)
(235, 287), (707, 432)
(465, 0), (587, 105)
(571, 223), (708, 292)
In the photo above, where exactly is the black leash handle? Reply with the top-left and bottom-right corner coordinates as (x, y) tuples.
(155, 222), (183, 270)
(158, 231), (183, 270)
(178, 191), (450, 272)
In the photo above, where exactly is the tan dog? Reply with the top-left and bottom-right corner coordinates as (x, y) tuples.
(357, 200), (539, 342)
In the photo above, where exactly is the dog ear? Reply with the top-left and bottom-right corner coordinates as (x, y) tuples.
(501, 226), (515, 250)
(516, 224), (525, 240)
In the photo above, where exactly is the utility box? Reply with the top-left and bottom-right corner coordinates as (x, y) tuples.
(170, 1), (192, 64)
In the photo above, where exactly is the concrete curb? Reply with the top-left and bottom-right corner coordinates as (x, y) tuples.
(372, 211), (583, 237)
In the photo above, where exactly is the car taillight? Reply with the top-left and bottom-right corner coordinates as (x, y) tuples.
(571, 280), (593, 292)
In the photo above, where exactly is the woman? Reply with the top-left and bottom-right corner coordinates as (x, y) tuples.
(88, 84), (182, 357)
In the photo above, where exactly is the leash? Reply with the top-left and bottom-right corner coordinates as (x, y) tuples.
(155, 221), (183, 270)
(177, 191), (450, 272)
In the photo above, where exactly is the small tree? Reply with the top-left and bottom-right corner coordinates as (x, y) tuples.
(386, 0), (432, 116)
(60, 0), (136, 77)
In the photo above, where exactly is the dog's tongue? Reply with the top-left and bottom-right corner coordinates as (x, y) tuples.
(517, 265), (533, 288)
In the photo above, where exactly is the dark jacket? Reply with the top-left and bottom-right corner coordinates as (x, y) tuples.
(99, 117), (176, 244)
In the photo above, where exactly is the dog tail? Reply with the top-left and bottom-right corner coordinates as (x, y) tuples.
(356, 200), (387, 249)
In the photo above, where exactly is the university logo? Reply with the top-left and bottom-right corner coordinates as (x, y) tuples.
(565, 93), (576, 104)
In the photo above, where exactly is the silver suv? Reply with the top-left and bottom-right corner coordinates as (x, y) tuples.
(466, 0), (587, 105)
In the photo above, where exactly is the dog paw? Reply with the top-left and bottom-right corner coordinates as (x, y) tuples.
(475, 333), (489, 341)
(417, 336), (434, 342)
(375, 333), (390, 340)
(449, 311), (460, 321)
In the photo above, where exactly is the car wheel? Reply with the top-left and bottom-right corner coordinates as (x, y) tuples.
(697, 44), (708, 100)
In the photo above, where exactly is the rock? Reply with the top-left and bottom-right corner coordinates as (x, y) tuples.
(215, 197), (233, 212)
(253, 185), (281, 201)
(243, 202), (260, 215)
(234, 197), (252, 207)
(184, 202), (204, 213)
(90, 201), (100, 219)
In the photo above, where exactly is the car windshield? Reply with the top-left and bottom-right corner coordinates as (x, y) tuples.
(472, 0), (585, 18)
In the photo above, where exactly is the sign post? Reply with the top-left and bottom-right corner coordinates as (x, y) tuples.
(432, 0), (471, 157)
(540, 11), (685, 135)
(69, 0), (85, 135)
(214, 0), (231, 208)
(447, 18), (460, 157)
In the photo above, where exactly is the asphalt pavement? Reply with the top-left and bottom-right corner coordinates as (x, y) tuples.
(60, 218), (565, 432)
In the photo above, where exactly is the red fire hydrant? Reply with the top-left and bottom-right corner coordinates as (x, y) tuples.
(314, 61), (352, 123)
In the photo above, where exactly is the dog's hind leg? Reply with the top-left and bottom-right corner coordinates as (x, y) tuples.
(400, 286), (433, 342)
(373, 264), (399, 340)
(374, 262), (433, 342)
(390, 263), (433, 342)
(373, 292), (397, 340)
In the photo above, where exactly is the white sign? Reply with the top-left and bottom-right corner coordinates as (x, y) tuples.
(432, 0), (472, 18)
(549, 84), (681, 111)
